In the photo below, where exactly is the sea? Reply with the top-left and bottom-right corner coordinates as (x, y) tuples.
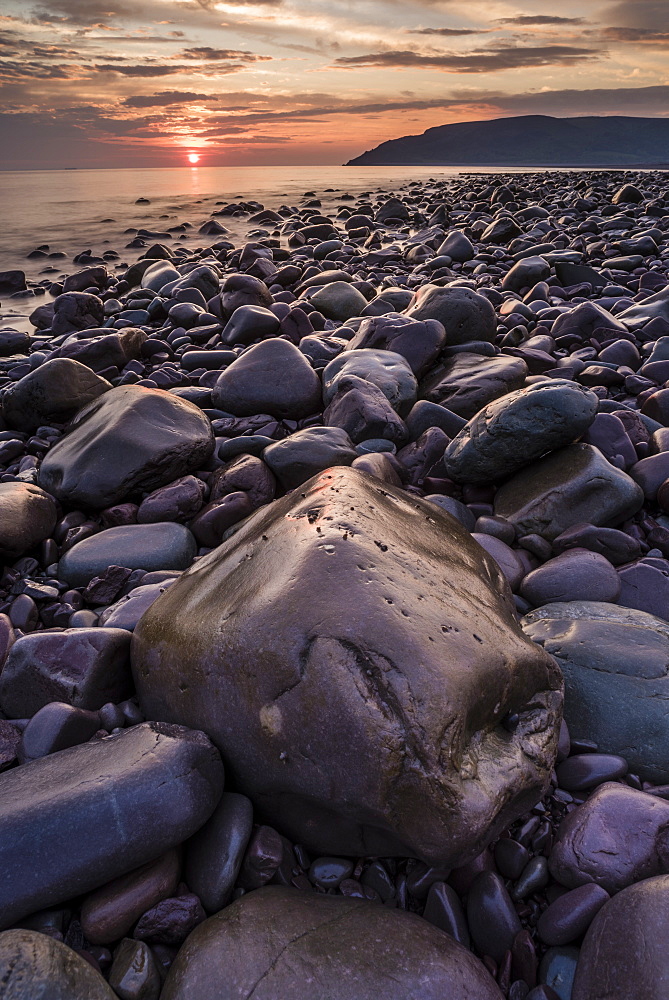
(0, 162), (625, 331)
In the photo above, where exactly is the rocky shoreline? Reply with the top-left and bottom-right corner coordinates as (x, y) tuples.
(0, 169), (667, 998)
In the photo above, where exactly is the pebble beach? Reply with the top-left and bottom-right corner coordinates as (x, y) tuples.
(0, 167), (668, 999)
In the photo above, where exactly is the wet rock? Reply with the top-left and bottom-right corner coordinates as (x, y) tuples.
(572, 875), (669, 1000)
(345, 314), (447, 378)
(2, 359), (111, 432)
(19, 702), (102, 761)
(404, 283), (497, 345)
(539, 947), (579, 1000)
(189, 493), (253, 548)
(0, 722), (223, 928)
(53, 328), (147, 373)
(185, 792), (253, 913)
(423, 880), (470, 946)
(237, 825), (284, 890)
(51, 291), (104, 335)
(323, 374), (408, 445)
(0, 928), (116, 999)
(132, 467), (562, 869)
(467, 871), (522, 963)
(220, 303), (280, 346)
(59, 523), (197, 587)
(211, 339), (321, 419)
(537, 884), (609, 946)
(421, 353), (528, 420)
(108, 939), (161, 1000)
(214, 273), (273, 320)
(323, 348), (417, 417)
(208, 454), (276, 511)
(0, 627), (131, 718)
(523, 602), (669, 782)
(133, 892), (206, 946)
(555, 753), (628, 791)
(160, 886), (504, 1000)
(444, 381), (598, 484)
(38, 386), (214, 509)
(0, 482), (57, 558)
(263, 427), (357, 489)
(548, 782), (669, 894)
(494, 444), (644, 541)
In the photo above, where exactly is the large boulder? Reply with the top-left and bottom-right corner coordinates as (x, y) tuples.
(403, 284), (497, 346)
(38, 386), (214, 508)
(0, 483), (57, 559)
(0, 929), (116, 999)
(444, 381), (598, 484)
(1, 358), (111, 432)
(0, 722), (223, 928)
(132, 467), (562, 868)
(494, 443), (644, 540)
(161, 886), (504, 1000)
(420, 353), (528, 419)
(572, 875), (669, 1000)
(211, 339), (321, 419)
(523, 602), (669, 782)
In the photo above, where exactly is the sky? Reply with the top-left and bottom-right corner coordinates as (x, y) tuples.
(0, 0), (667, 168)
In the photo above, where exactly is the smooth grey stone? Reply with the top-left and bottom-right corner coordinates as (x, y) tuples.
(2, 359), (111, 432)
(438, 231), (475, 262)
(421, 352), (528, 420)
(502, 256), (551, 293)
(132, 467), (561, 869)
(423, 881), (470, 947)
(263, 426), (357, 489)
(322, 348), (417, 417)
(444, 381), (598, 485)
(141, 260), (180, 293)
(0, 722), (223, 929)
(0, 929), (116, 999)
(513, 856), (550, 900)
(98, 581), (177, 631)
(404, 283), (497, 345)
(323, 373), (408, 445)
(494, 444), (644, 541)
(220, 304), (280, 346)
(344, 314), (446, 378)
(406, 400), (467, 441)
(38, 386), (214, 509)
(217, 435), (274, 461)
(523, 602), (669, 782)
(211, 339), (321, 419)
(537, 884), (609, 947)
(185, 792), (254, 913)
(59, 524), (196, 587)
(572, 875), (669, 1000)
(0, 627), (131, 718)
(160, 887), (504, 1000)
(309, 281), (369, 321)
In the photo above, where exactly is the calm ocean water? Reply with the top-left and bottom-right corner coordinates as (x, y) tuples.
(0, 163), (560, 278)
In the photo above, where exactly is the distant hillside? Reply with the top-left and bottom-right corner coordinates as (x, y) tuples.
(346, 115), (669, 167)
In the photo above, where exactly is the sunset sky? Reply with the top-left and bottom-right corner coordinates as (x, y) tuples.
(0, 0), (667, 168)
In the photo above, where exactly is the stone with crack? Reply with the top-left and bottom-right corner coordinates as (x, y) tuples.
(131, 466), (562, 868)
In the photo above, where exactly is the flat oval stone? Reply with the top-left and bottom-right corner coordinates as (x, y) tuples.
(548, 783), (669, 894)
(520, 550), (621, 606)
(572, 875), (669, 999)
(494, 444), (644, 541)
(58, 523), (197, 587)
(444, 381), (598, 485)
(467, 871), (522, 963)
(0, 929), (116, 999)
(185, 792), (254, 913)
(0, 483), (57, 559)
(132, 466), (562, 870)
(38, 386), (214, 509)
(523, 601), (669, 782)
(0, 722), (223, 928)
(555, 754), (628, 791)
(161, 886), (504, 1000)
(537, 884), (609, 946)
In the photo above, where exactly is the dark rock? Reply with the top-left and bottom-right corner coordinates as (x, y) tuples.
(0, 269), (27, 295)
(132, 467), (562, 869)
(108, 939), (161, 1000)
(263, 427), (357, 489)
(208, 454), (276, 511)
(323, 349), (417, 417)
(59, 523), (197, 587)
(551, 524), (641, 566)
(51, 291), (104, 335)
(214, 273), (273, 320)
(237, 825), (284, 890)
(309, 857), (354, 890)
(0, 722), (223, 928)
(344, 314), (447, 378)
(220, 304), (280, 346)
(572, 875), (669, 1000)
(0, 627), (131, 718)
(523, 602), (669, 782)
(137, 476), (207, 524)
(421, 352), (528, 419)
(555, 753), (628, 791)
(520, 550), (621, 605)
(309, 281), (368, 321)
(538, 947), (579, 1000)
(323, 374), (408, 445)
(19, 702), (101, 760)
(160, 887), (504, 1000)
(188, 493), (253, 548)
(211, 339), (321, 419)
(444, 381), (597, 484)
(494, 444), (644, 541)
(53, 328), (147, 374)
(423, 881), (470, 946)
(467, 871), (522, 963)
(617, 557), (669, 620)
(0, 929), (116, 998)
(0, 483), (57, 558)
(133, 893), (206, 946)
(2, 359), (111, 432)
(184, 792), (253, 913)
(39, 386), (214, 508)
(537, 884), (609, 946)
(548, 782), (669, 894)
(404, 283), (497, 345)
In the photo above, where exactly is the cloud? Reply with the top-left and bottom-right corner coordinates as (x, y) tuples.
(179, 46), (270, 60)
(600, 1), (669, 32)
(602, 26), (669, 45)
(495, 16), (587, 26)
(95, 63), (185, 76)
(409, 27), (487, 36)
(123, 90), (218, 106)
(335, 44), (602, 73)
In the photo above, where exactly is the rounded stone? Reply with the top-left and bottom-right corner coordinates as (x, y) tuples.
(403, 283), (497, 345)
(0, 929), (116, 999)
(421, 353), (528, 420)
(160, 886), (504, 1000)
(0, 483), (57, 559)
(309, 281), (369, 321)
(520, 550), (621, 606)
(1, 358), (112, 432)
(184, 792), (254, 913)
(131, 467), (562, 869)
(58, 523), (197, 587)
(38, 386), (214, 509)
(211, 339), (321, 419)
(322, 349), (417, 417)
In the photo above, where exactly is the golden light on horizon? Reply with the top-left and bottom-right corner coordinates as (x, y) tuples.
(187, 152), (200, 164)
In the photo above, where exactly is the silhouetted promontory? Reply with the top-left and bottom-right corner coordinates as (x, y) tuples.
(346, 115), (669, 167)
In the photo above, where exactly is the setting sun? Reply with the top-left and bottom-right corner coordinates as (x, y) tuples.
(187, 152), (200, 164)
